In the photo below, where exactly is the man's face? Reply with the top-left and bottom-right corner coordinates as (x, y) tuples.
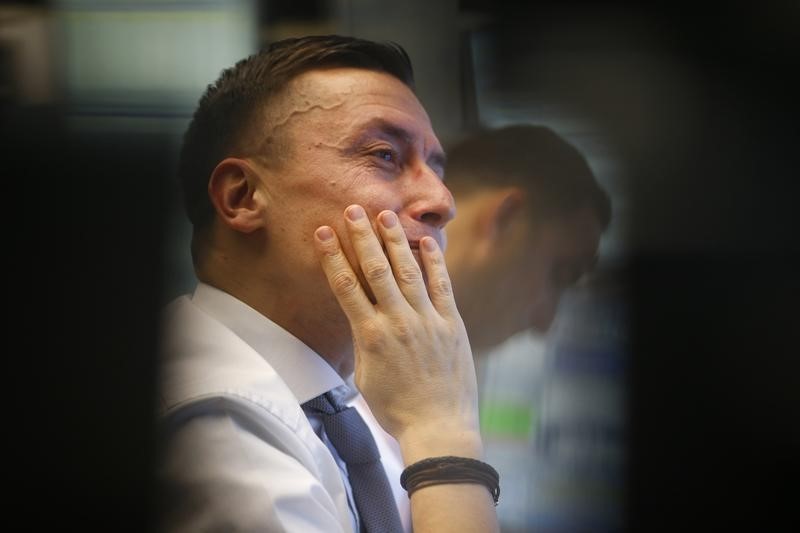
(252, 68), (454, 302)
(481, 207), (602, 340)
(516, 208), (603, 334)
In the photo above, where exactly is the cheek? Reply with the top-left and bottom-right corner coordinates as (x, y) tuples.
(521, 265), (553, 304)
(350, 180), (403, 219)
(302, 161), (389, 211)
(281, 173), (359, 229)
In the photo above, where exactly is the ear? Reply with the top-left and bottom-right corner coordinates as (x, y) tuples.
(476, 187), (527, 244)
(207, 158), (267, 234)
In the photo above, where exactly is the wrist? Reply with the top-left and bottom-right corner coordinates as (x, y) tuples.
(397, 423), (484, 466)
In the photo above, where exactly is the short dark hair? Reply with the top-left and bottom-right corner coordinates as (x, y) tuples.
(179, 35), (415, 230)
(445, 125), (612, 228)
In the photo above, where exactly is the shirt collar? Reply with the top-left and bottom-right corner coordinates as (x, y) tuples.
(191, 282), (346, 404)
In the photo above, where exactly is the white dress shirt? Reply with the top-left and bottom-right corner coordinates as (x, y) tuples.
(158, 283), (360, 532)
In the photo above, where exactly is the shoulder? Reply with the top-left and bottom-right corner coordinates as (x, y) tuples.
(156, 297), (353, 532)
(161, 391), (318, 473)
(158, 392), (350, 533)
(157, 295), (305, 438)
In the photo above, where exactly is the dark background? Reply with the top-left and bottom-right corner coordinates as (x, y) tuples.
(4, 1), (798, 531)
(471, 4), (800, 531)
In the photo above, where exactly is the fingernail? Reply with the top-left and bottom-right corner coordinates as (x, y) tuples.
(316, 226), (333, 241)
(380, 211), (398, 228)
(422, 237), (437, 252)
(346, 205), (365, 221)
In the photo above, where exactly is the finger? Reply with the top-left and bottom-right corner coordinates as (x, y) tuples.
(314, 225), (376, 324)
(419, 236), (459, 319)
(344, 205), (407, 311)
(376, 210), (433, 313)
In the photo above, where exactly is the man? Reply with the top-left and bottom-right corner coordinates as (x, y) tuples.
(158, 35), (498, 532)
(443, 125), (611, 351)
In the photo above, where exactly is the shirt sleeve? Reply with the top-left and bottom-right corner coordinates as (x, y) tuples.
(158, 400), (351, 533)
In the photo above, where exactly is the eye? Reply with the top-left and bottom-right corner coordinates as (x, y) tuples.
(373, 149), (396, 163)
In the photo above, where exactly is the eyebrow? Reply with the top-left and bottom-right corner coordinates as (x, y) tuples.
(352, 117), (447, 170)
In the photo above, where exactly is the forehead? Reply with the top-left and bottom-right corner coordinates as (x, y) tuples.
(273, 68), (441, 151)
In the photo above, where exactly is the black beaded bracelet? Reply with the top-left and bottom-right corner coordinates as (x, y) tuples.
(400, 456), (500, 505)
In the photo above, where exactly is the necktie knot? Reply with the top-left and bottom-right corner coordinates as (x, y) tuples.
(303, 392), (380, 465)
(303, 391), (346, 416)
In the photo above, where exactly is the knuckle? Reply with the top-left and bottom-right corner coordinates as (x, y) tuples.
(353, 222), (376, 238)
(331, 270), (358, 295)
(387, 230), (406, 244)
(356, 320), (386, 352)
(396, 263), (422, 285)
(390, 319), (415, 346)
(320, 243), (340, 257)
(362, 259), (390, 282)
(427, 253), (444, 266)
(432, 277), (453, 298)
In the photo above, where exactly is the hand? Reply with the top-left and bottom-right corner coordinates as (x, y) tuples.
(314, 205), (482, 463)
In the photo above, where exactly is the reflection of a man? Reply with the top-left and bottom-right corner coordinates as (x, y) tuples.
(444, 125), (611, 352)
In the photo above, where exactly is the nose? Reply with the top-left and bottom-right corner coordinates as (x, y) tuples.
(407, 165), (456, 229)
